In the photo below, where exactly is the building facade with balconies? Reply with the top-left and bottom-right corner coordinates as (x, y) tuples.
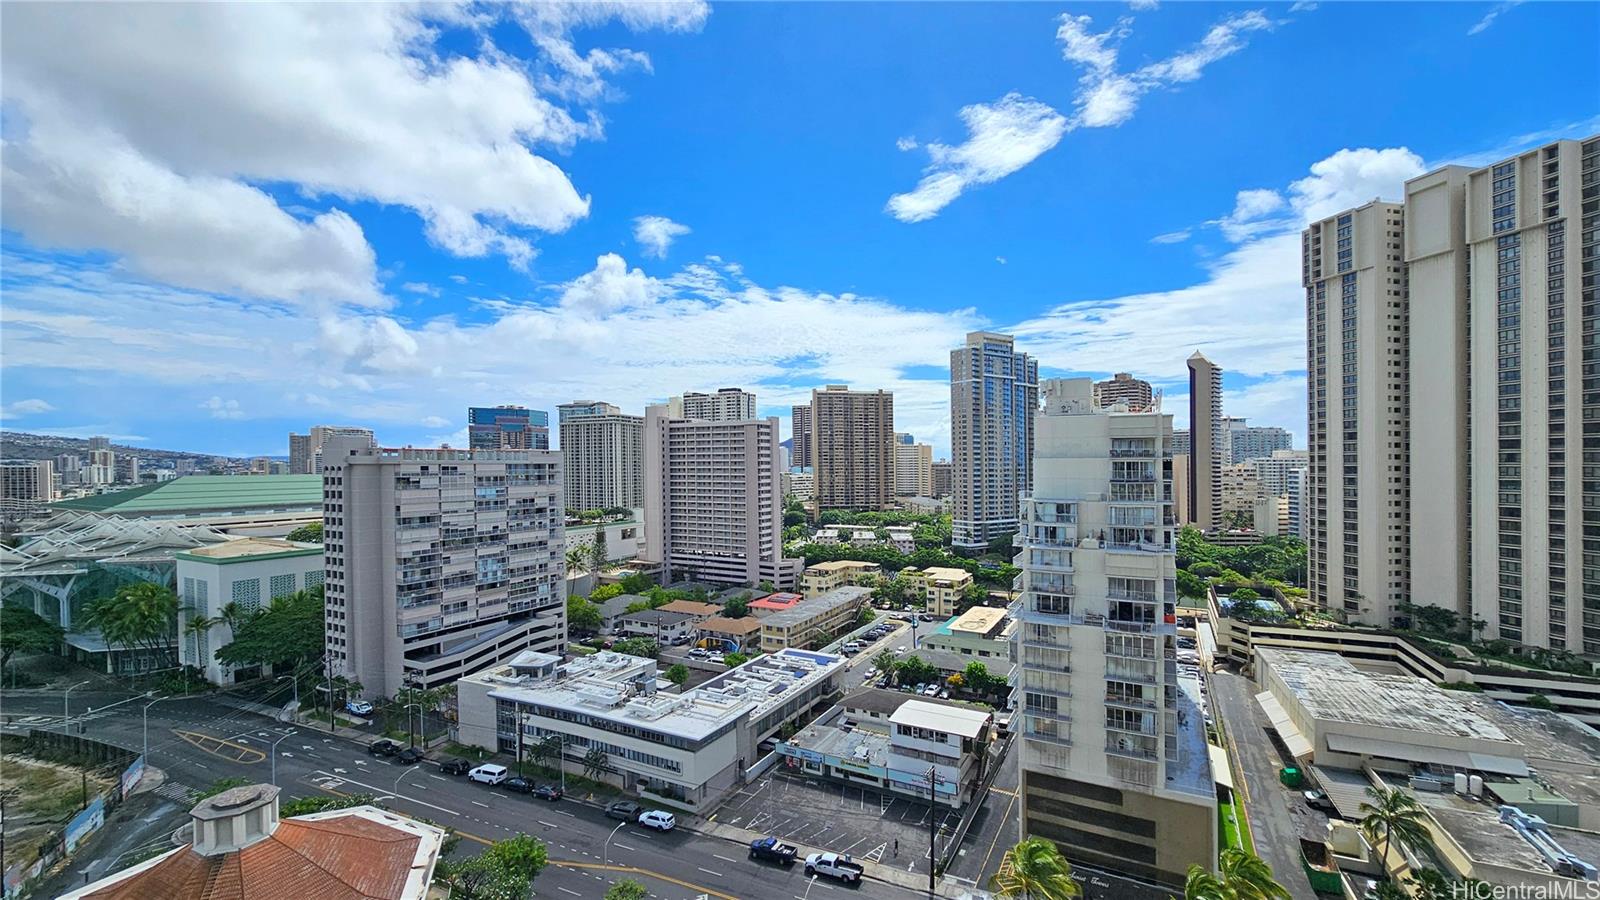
(1013, 378), (1215, 889)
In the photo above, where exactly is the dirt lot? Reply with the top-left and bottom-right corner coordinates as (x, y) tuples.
(1, 755), (114, 863)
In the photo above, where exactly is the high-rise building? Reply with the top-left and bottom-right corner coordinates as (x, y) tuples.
(1, 460), (54, 516)
(468, 406), (549, 451)
(557, 401), (644, 512)
(1092, 372), (1154, 411)
(1249, 449), (1310, 497)
(1219, 463), (1259, 522)
(115, 455), (141, 484)
(643, 404), (800, 588)
(1222, 418), (1294, 464)
(322, 447), (566, 696)
(1014, 378), (1213, 887)
(1185, 352), (1223, 529)
(1303, 200), (1411, 625)
(791, 404), (812, 470)
(54, 453), (80, 486)
(677, 388), (757, 422)
(303, 426), (377, 474)
(1171, 429), (1190, 457)
(87, 436), (110, 451)
(951, 331), (1038, 550)
(809, 385), (895, 510)
(288, 432), (313, 475)
(87, 448), (115, 486)
(894, 433), (934, 497)
(1287, 468), (1308, 540)
(931, 460), (953, 498)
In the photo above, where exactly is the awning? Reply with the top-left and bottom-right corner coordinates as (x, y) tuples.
(1323, 734), (1528, 776)
(1256, 690), (1314, 758)
(1209, 745), (1236, 790)
(1309, 765), (1376, 820)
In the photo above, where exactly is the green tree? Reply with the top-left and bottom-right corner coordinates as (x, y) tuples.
(434, 852), (528, 900)
(610, 637), (657, 659)
(1217, 847), (1291, 900)
(280, 793), (375, 817)
(583, 747), (609, 780)
(724, 596), (751, 619)
(605, 880), (648, 900)
(0, 605), (64, 675)
(874, 650), (898, 681)
(592, 583), (627, 602)
(1176, 569), (1207, 600)
(1181, 867), (1231, 900)
(83, 582), (181, 666)
(285, 522), (323, 543)
(198, 776), (251, 799)
(1526, 693), (1555, 710)
(856, 605), (876, 626)
(962, 660), (993, 694)
(485, 833), (548, 882)
(723, 652), (749, 668)
(872, 575), (911, 606)
(989, 836), (1081, 900)
(1230, 588), (1261, 603)
(1368, 883), (1406, 900)
(895, 655), (938, 686)
(565, 546), (590, 575)
(617, 573), (655, 594)
(590, 530), (609, 574)
(567, 596), (602, 634)
(665, 664), (690, 686)
(1358, 787), (1431, 872)
(959, 581), (988, 611)
(214, 586), (324, 675)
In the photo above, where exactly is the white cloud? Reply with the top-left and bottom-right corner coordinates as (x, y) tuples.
(558, 253), (665, 315)
(420, 415), (452, 429)
(1129, 0), (1159, 9)
(896, 136), (919, 152)
(996, 257), (1008, 265)
(402, 282), (441, 297)
(0, 399), (54, 419)
(449, 275), (470, 285)
(0, 3), (701, 290)
(632, 216), (692, 259)
(1468, 0), (1525, 35)
(200, 396), (245, 420)
(1150, 229), (1192, 244)
(1288, 1), (1318, 11)
(886, 93), (1068, 223)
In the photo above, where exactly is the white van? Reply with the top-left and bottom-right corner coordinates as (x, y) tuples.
(468, 764), (509, 785)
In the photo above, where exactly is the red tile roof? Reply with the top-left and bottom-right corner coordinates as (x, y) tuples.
(83, 814), (422, 900)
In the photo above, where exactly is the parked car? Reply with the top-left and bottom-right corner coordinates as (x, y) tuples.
(439, 757), (471, 776)
(345, 699), (374, 716)
(804, 851), (864, 884)
(606, 800), (643, 821)
(396, 746), (425, 765)
(367, 739), (401, 757)
(638, 810), (677, 832)
(708, 654), (726, 665)
(688, 649), (709, 659)
(468, 764), (509, 785)
(1304, 790), (1336, 813)
(895, 646), (907, 654)
(749, 836), (798, 866)
(502, 776), (534, 794)
(534, 784), (564, 801)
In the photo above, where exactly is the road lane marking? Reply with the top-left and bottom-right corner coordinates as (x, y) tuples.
(613, 842), (636, 851)
(697, 867), (724, 877)
(430, 775), (447, 782)
(712, 854), (737, 864)
(558, 889), (582, 897)
(556, 862), (736, 900)
(471, 800), (490, 808)
(539, 820), (560, 829)
(311, 770), (460, 816)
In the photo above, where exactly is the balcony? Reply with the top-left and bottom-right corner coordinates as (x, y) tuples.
(1021, 728), (1074, 749)
(1104, 667), (1157, 685)
(1105, 737), (1159, 760)
(1023, 704), (1073, 723)
(1104, 693), (1156, 710)
(1104, 619), (1158, 634)
(1109, 447), (1156, 458)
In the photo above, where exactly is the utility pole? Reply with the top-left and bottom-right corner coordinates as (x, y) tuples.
(515, 713), (524, 778)
(325, 657), (334, 734)
(925, 765), (943, 899)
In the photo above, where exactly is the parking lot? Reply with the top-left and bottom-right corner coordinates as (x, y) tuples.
(714, 768), (962, 878)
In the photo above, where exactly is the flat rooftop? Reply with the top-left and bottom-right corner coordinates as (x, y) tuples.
(891, 699), (990, 738)
(1416, 789), (1600, 877)
(1259, 648), (1515, 744)
(791, 716), (893, 769)
(940, 607), (1010, 637)
(842, 687), (992, 718)
(761, 587), (870, 628)
(804, 560), (881, 573)
(1169, 670), (1214, 798)
(50, 475), (323, 515)
(177, 537), (320, 561)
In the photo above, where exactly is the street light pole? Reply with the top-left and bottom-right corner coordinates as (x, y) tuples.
(269, 730), (298, 787)
(394, 760), (423, 798)
(603, 820), (627, 866)
(925, 765), (944, 899)
(275, 675), (300, 722)
(403, 703), (421, 748)
(62, 680), (90, 734)
(141, 693), (173, 763)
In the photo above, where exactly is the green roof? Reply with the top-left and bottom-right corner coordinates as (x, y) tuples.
(51, 475), (323, 515)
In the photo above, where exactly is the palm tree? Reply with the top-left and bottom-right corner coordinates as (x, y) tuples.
(582, 747), (609, 780)
(565, 546), (590, 575)
(989, 836), (1080, 900)
(83, 582), (182, 667)
(1358, 787), (1431, 872)
(1369, 883), (1407, 900)
(1217, 848), (1290, 900)
(1181, 866), (1231, 900)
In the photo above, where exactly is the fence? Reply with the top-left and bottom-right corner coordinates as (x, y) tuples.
(2, 730), (144, 899)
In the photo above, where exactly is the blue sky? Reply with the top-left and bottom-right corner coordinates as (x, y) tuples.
(2, 1), (1596, 459)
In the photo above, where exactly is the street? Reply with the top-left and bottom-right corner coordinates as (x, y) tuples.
(2, 683), (943, 899)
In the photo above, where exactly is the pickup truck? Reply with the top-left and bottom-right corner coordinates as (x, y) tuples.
(748, 836), (798, 866)
(803, 851), (864, 884)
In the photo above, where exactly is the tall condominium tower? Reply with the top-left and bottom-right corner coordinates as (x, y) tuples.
(468, 406), (549, 451)
(677, 388), (757, 422)
(643, 405), (800, 588)
(1222, 418), (1294, 464)
(288, 432), (313, 475)
(1, 460), (54, 517)
(1014, 379), (1213, 887)
(809, 385), (895, 510)
(791, 404), (812, 470)
(297, 426), (377, 474)
(322, 447), (566, 695)
(557, 401), (644, 511)
(1287, 468), (1308, 541)
(1092, 372), (1154, 411)
(1303, 200), (1411, 625)
(951, 331), (1038, 550)
(894, 433), (934, 497)
(931, 460), (953, 498)
(1185, 352), (1224, 530)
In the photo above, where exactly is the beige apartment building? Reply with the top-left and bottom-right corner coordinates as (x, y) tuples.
(894, 435), (933, 497)
(643, 404), (801, 589)
(901, 565), (974, 617)
(1218, 462), (1258, 522)
(557, 401), (644, 511)
(323, 447), (567, 696)
(1092, 372), (1153, 411)
(675, 388), (757, 422)
(951, 331), (1038, 550)
(800, 560), (883, 596)
(1302, 200), (1411, 626)
(758, 586), (871, 652)
(808, 385), (895, 510)
(1014, 378), (1214, 887)
(1185, 352), (1223, 529)
(1, 460), (54, 517)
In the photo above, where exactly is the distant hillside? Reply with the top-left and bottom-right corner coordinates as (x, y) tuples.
(0, 430), (248, 464)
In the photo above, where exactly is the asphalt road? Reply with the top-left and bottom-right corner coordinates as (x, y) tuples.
(1210, 670), (1319, 900)
(3, 686), (935, 900)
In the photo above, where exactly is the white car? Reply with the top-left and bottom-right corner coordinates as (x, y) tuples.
(345, 699), (374, 716)
(638, 810), (677, 831)
(468, 764), (509, 785)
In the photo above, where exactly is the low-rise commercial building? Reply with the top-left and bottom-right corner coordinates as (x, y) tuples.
(812, 525), (914, 554)
(457, 648), (845, 810)
(900, 566), (973, 617)
(800, 560), (882, 597)
(919, 607), (1015, 661)
(759, 586), (872, 652)
(749, 591), (804, 616)
(696, 616), (763, 653)
(656, 600), (722, 621)
(616, 609), (697, 646)
(778, 698), (992, 808)
(175, 538), (324, 685)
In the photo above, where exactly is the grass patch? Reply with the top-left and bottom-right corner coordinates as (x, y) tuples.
(1217, 796), (1254, 852)
(438, 742), (495, 761)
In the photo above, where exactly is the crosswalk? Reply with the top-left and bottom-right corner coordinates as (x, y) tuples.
(152, 781), (197, 804)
